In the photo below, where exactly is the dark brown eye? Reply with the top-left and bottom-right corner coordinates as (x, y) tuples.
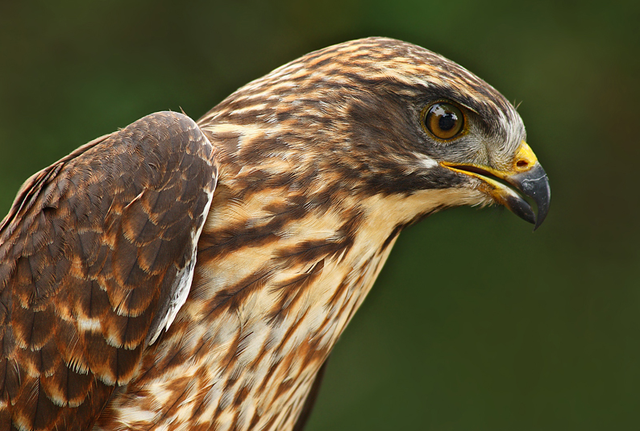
(423, 102), (465, 140)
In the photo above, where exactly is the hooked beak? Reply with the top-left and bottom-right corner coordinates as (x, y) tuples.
(441, 141), (551, 230)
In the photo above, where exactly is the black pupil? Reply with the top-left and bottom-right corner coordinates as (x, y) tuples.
(439, 111), (457, 131)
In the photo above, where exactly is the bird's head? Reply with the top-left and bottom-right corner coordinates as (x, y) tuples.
(201, 37), (550, 230)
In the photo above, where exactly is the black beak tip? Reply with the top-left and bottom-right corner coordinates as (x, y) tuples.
(513, 163), (551, 231)
(532, 193), (550, 231)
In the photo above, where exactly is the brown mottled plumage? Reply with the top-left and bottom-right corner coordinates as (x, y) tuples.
(0, 37), (550, 430)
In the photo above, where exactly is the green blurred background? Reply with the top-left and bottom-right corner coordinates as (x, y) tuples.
(1, 1), (638, 429)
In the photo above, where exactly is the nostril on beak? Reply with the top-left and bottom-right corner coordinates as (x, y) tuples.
(515, 159), (529, 171)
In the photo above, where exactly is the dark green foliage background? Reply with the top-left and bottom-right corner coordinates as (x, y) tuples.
(1, 1), (638, 429)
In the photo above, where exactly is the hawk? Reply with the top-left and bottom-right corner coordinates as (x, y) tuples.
(0, 37), (550, 431)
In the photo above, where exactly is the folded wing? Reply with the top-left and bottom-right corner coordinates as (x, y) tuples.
(0, 111), (218, 431)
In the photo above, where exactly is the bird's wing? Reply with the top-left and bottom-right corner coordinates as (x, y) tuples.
(0, 111), (217, 431)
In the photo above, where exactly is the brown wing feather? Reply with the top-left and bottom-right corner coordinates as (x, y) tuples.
(0, 111), (218, 431)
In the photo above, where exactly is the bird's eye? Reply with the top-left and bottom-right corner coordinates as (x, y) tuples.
(423, 102), (465, 140)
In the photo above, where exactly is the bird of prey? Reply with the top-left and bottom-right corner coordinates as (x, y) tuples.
(0, 37), (550, 431)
